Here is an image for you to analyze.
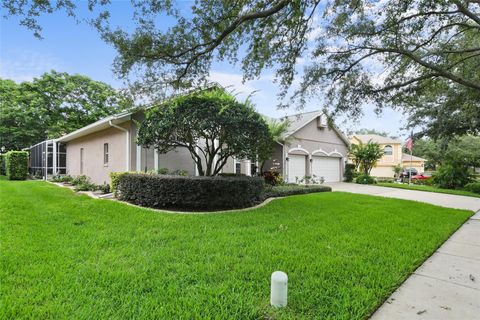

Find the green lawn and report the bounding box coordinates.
[0,177,472,319]
[377,182,480,198]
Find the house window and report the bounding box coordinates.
[384,145,393,155]
[80,148,84,175]
[235,158,241,174]
[103,143,109,165]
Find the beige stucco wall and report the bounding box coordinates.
[350,136,426,177]
[66,122,131,185]
[350,137,402,167]
[370,161,425,178]
[370,166,396,178]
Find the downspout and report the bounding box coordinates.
[280,143,286,183]
[109,120,130,171]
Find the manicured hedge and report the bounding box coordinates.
[5,151,29,180]
[117,174,265,210]
[264,185,331,198]
[110,172,131,196]
[0,154,6,176]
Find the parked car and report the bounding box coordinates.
[411,174,429,180]
[399,168,418,179]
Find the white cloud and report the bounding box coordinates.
[0,50,62,82]
[208,70,276,100]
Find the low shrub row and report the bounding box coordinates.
[264,185,331,198]
[116,173,265,210]
[465,182,480,194]
[5,151,28,180]
[375,177,395,183]
[51,174,110,193]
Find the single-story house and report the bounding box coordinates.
[350,134,427,177]
[30,109,350,185]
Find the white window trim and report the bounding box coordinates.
[103,143,109,167]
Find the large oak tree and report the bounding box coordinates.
[3,0,480,138]
[137,88,273,176]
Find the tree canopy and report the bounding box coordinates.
[3,0,480,138]
[0,71,131,150]
[411,136,480,170]
[137,88,273,176]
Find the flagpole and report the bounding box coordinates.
[408,132,413,186]
[409,147,412,186]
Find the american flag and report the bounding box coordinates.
[405,135,413,151]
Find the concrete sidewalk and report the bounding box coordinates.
[371,211,480,319]
[324,183,480,319]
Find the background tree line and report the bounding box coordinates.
[410,136,480,171]
[0,71,132,150]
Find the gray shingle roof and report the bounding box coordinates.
[278,110,322,136]
[275,110,349,145]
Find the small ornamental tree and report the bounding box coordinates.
[349,142,384,176]
[138,88,274,176]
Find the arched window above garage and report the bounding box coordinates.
[384,145,393,155]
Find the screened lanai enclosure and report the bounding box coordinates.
[28,140,67,179]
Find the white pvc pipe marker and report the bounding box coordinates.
[270,271,288,307]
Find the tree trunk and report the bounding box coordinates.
[260,161,266,173]
[196,161,204,176]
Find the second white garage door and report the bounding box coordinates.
[312,156,341,182]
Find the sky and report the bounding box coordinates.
[0,1,407,139]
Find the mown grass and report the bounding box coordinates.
[0,177,472,319]
[377,182,480,198]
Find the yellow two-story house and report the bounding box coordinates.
[350,134,426,178]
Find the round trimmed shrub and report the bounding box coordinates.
[5,151,28,180]
[117,174,265,210]
[355,173,375,184]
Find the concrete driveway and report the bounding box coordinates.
[325,182,480,319]
[326,182,480,212]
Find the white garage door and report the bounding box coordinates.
[288,154,306,183]
[312,156,341,182]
